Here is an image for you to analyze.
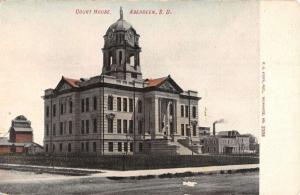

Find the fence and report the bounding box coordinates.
[0,154,259,170]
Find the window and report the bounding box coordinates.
[68,143,71,152]
[81,120,84,134]
[193,124,196,136]
[81,142,84,152]
[185,105,189,117]
[81,99,84,113]
[129,142,133,152]
[117,97,121,111]
[123,98,127,112]
[86,120,89,134]
[93,142,96,152]
[131,73,137,78]
[53,123,56,136]
[108,118,113,133]
[60,122,63,135]
[124,142,128,152]
[186,124,190,136]
[181,124,184,136]
[119,51,122,64]
[129,120,133,134]
[60,103,64,115]
[123,120,128,133]
[86,98,89,112]
[93,119,97,133]
[86,142,89,152]
[64,121,67,134]
[59,143,62,152]
[170,122,174,133]
[52,144,55,152]
[46,106,49,117]
[108,142,113,152]
[69,121,72,134]
[45,144,48,152]
[93,96,97,111]
[117,119,122,133]
[138,100,142,113]
[138,120,143,135]
[192,106,196,118]
[53,104,56,117]
[69,100,73,113]
[118,142,122,152]
[139,143,143,152]
[108,96,113,110]
[169,104,173,115]
[181,105,184,117]
[46,124,49,136]
[129,98,133,112]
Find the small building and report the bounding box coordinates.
[201,130,252,154]
[199,126,210,136]
[0,115,42,155]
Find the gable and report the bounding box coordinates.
[158,80,179,93]
[54,76,79,92]
[57,82,72,91]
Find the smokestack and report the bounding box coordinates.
[212,119,225,136]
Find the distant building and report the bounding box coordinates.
[0,115,43,154]
[199,126,210,136]
[201,130,252,154]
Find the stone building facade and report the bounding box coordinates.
[43,8,201,155]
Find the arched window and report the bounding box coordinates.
[69,100,73,113]
[119,51,122,64]
[169,103,173,115]
[138,100,142,113]
[108,96,113,110]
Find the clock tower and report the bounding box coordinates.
[102,7,142,81]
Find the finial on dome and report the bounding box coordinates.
[120,7,123,20]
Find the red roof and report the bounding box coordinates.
[145,76,168,87]
[62,76,80,87]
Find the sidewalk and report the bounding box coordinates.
[0,163,259,179]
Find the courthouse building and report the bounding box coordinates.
[43,8,201,155]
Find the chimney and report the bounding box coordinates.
[212,119,225,136]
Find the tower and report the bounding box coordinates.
[102,7,142,81]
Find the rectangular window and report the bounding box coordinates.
[139,143,143,152]
[64,121,67,134]
[186,124,190,136]
[46,124,49,136]
[69,100,73,113]
[108,118,113,133]
[93,119,97,133]
[69,121,72,134]
[185,105,189,117]
[60,122,63,135]
[46,106,49,117]
[181,124,184,136]
[59,143,62,152]
[124,142,128,152]
[53,123,56,136]
[129,120,133,134]
[117,119,122,133]
[93,142,96,152]
[53,104,56,117]
[81,99,84,113]
[81,142,84,152]
[138,120,143,135]
[193,124,196,136]
[123,120,128,133]
[86,120,89,134]
[81,120,84,134]
[108,96,113,110]
[108,142,113,152]
[181,105,184,117]
[60,103,63,115]
[138,100,142,113]
[192,106,196,118]
[129,142,133,152]
[86,142,89,152]
[68,143,71,152]
[123,98,127,112]
[129,98,133,112]
[117,97,121,111]
[93,96,97,111]
[86,98,89,112]
[118,142,122,152]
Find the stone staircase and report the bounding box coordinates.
[177,138,202,154]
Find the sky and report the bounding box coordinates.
[0,0,259,144]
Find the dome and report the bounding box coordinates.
[105,7,137,35]
[15,115,27,121]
